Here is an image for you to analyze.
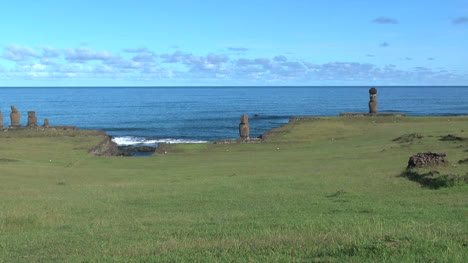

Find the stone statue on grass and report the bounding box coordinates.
[239,114,250,140]
[369,87,377,114]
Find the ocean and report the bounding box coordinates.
[1,86,467,146]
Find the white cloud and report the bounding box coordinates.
[373,17,398,24]
[123,47,150,53]
[1,44,40,61]
[64,47,117,63]
[273,55,287,62]
[41,46,61,58]
[132,54,155,63]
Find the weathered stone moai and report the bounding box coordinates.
[0,111,3,128]
[239,114,250,139]
[27,111,38,127]
[10,105,20,127]
[369,87,378,114]
[43,118,50,128]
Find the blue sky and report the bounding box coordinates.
[0,0,467,86]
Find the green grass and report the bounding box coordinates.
[0,117,467,262]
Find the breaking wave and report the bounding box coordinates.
[112,136,208,146]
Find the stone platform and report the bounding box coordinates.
[1,126,77,131]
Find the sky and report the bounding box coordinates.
[0,0,467,86]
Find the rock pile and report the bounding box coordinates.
[407,152,447,169]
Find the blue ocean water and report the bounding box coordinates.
[1,87,467,145]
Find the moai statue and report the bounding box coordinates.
[10,105,20,127]
[369,87,378,114]
[0,111,3,128]
[27,111,38,127]
[239,114,250,140]
[43,118,50,128]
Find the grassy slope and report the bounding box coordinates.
[0,117,467,262]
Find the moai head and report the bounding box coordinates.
[11,105,19,113]
[369,87,377,102]
[43,118,50,128]
[240,114,249,124]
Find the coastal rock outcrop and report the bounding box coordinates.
[369,87,377,114]
[407,152,447,169]
[118,145,156,156]
[88,135,120,156]
[239,114,250,139]
[10,105,20,127]
[27,111,38,127]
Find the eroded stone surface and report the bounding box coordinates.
[27,111,38,127]
[369,87,378,114]
[239,114,250,139]
[10,105,20,126]
[407,152,447,169]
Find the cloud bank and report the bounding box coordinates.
[0,44,466,85]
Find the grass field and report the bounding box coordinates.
[0,116,467,262]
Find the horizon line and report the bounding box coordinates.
[1,85,468,88]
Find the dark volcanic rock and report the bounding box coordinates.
[407,152,447,169]
[440,134,467,141]
[89,136,120,156]
[118,145,156,156]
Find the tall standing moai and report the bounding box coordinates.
[369,87,378,114]
[43,118,50,128]
[27,111,38,127]
[239,114,250,140]
[10,105,20,127]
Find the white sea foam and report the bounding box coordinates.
[112,136,208,146]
